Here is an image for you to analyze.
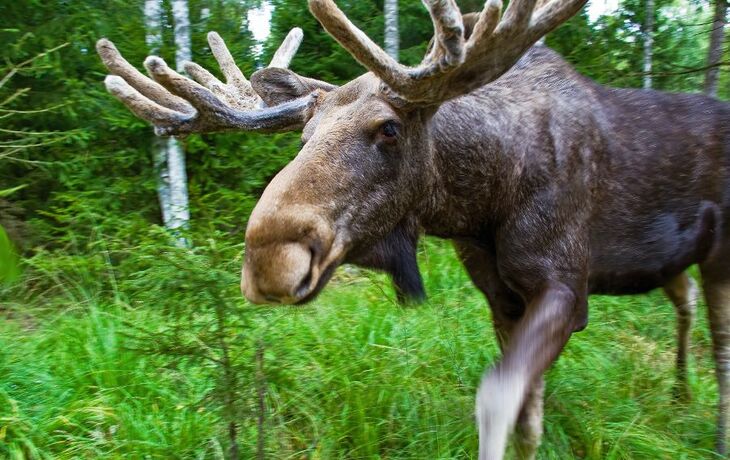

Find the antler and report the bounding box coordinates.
[96,28,317,136]
[308,0,586,106]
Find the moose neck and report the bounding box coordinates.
[417,100,530,240]
[414,44,599,241]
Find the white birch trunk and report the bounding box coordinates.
[144,0,162,51]
[704,0,727,98]
[384,0,399,61]
[643,0,654,89]
[144,0,173,227]
[169,0,191,243]
[153,140,172,225]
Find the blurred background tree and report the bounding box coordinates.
[705,0,728,96]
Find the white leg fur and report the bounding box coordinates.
[477,371,529,460]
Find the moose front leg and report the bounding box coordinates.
[477,281,576,460]
[493,313,546,460]
[454,240,560,459]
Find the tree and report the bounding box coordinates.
[643,0,654,89]
[145,0,191,245]
[704,0,727,97]
[168,0,192,243]
[384,0,399,60]
[145,0,172,228]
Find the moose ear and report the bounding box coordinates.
[251,68,337,107]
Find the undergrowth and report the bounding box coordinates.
[0,237,721,459]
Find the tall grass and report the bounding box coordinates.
[0,238,722,458]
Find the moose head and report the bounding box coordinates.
[97,0,585,305]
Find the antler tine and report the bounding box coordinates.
[498,0,539,34]
[308,0,409,85]
[146,56,228,114]
[103,74,193,129]
[528,0,587,40]
[181,32,259,111]
[422,0,465,68]
[269,27,304,69]
[183,60,224,93]
[466,0,502,55]
[207,32,250,90]
[97,39,193,114]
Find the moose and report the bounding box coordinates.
[97,0,730,458]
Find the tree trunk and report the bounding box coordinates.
[144,0,162,51]
[384,0,399,61]
[643,0,654,89]
[168,0,191,244]
[144,0,173,227]
[704,0,727,98]
[153,141,172,225]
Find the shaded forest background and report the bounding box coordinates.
[0,0,728,459]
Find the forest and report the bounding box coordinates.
[1,0,728,458]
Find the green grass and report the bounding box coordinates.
[0,238,722,459]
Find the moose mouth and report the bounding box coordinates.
[294,260,339,305]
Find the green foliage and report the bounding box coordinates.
[547,0,712,92]
[0,239,723,458]
[0,225,20,283]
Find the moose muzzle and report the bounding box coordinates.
[242,206,338,304]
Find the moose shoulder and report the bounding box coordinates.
[97,0,730,458]
[428,44,726,297]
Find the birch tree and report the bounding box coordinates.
[168,0,191,241]
[384,0,399,60]
[144,0,191,245]
[144,0,173,227]
[643,0,654,89]
[704,0,727,97]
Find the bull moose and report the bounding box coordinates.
[97,0,730,458]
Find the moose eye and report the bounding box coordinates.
[380,120,399,138]
[376,120,400,146]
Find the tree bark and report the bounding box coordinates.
[643,0,654,89]
[144,0,173,228]
[144,0,162,51]
[384,0,399,61]
[168,0,191,244]
[153,140,172,225]
[705,0,727,97]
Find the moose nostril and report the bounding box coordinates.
[295,269,313,299]
[294,245,317,298]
